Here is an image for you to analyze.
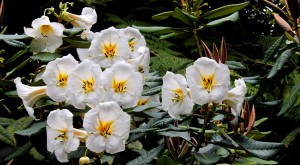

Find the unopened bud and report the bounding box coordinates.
[79,156,90,165]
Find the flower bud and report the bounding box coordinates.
[79,156,90,165]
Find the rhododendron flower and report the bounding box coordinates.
[14,77,47,119]
[42,54,78,102]
[224,78,247,124]
[24,15,64,53]
[62,7,97,29]
[186,57,230,105]
[66,59,104,109]
[47,109,83,162]
[88,27,131,68]
[83,101,131,154]
[122,27,147,58]
[162,71,194,120]
[127,46,150,77]
[102,61,143,108]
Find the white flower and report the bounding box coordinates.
[224,78,247,124]
[122,27,147,58]
[46,109,81,162]
[83,101,131,154]
[14,77,47,119]
[162,71,194,120]
[127,46,150,77]
[136,94,161,116]
[62,7,97,29]
[186,57,230,105]
[102,61,143,108]
[88,27,131,68]
[42,54,78,102]
[66,59,104,109]
[24,15,64,53]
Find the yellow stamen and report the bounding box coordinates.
[54,129,68,142]
[138,65,144,73]
[40,25,53,37]
[112,78,127,93]
[96,120,114,138]
[82,77,94,93]
[137,98,149,106]
[56,73,68,87]
[128,38,136,52]
[201,75,215,93]
[103,42,117,58]
[171,88,183,102]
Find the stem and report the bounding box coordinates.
[192,26,202,57]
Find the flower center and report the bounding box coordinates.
[138,65,144,73]
[82,78,94,93]
[54,129,68,142]
[201,75,215,93]
[97,120,114,138]
[128,38,136,52]
[171,88,183,102]
[137,98,149,106]
[112,78,127,93]
[103,42,117,58]
[40,25,53,37]
[57,73,68,87]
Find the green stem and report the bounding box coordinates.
[192,26,202,57]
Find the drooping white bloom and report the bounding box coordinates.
[122,27,147,58]
[162,71,194,120]
[66,59,104,109]
[42,54,78,102]
[14,77,47,119]
[88,27,131,68]
[102,61,143,108]
[224,78,247,124]
[186,57,230,105]
[62,7,97,29]
[137,94,161,116]
[24,15,64,53]
[127,46,150,77]
[46,109,81,162]
[83,101,131,154]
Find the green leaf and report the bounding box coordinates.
[243,76,260,85]
[6,116,34,134]
[258,100,282,106]
[0,117,16,127]
[242,156,278,164]
[267,49,293,79]
[146,76,163,82]
[29,147,46,161]
[0,124,16,146]
[156,155,176,165]
[200,1,250,19]
[278,84,300,116]
[4,48,28,65]
[253,117,268,127]
[5,58,30,78]
[4,141,33,161]
[173,7,196,25]
[200,12,239,30]
[130,128,158,134]
[263,35,284,62]
[0,34,31,40]
[152,11,174,21]
[245,130,271,140]
[226,61,246,70]
[281,126,300,147]
[126,144,165,165]
[132,102,161,112]
[15,121,47,136]
[145,82,162,88]
[194,152,221,165]
[3,39,27,48]
[64,38,91,48]
[158,131,191,141]
[132,25,179,33]
[63,28,85,36]
[232,134,284,159]
[142,86,162,96]
[30,52,62,62]
[216,147,229,158]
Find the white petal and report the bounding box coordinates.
[54,146,69,162]
[105,135,126,154]
[190,86,211,105]
[83,109,99,133]
[45,35,63,53]
[64,137,80,153]
[50,22,65,36]
[86,134,106,153]
[47,127,62,152]
[186,65,201,88]
[194,57,218,77]
[47,109,72,130]
[29,38,46,53]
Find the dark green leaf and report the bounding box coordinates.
[152,11,174,21]
[126,144,165,165]
[173,7,195,25]
[132,25,179,33]
[15,121,47,136]
[6,116,34,134]
[278,84,300,116]
[144,82,162,88]
[5,58,30,78]
[200,12,239,30]
[146,76,162,82]
[200,1,250,19]
[4,141,33,161]
[194,152,221,165]
[142,86,161,96]
[263,35,284,62]
[245,130,271,140]
[242,156,278,164]
[267,49,293,79]
[30,52,62,62]
[258,100,282,106]
[130,127,158,134]
[158,131,191,141]
[0,124,16,146]
[0,117,16,127]
[156,155,176,165]
[63,28,85,36]
[281,126,300,147]
[64,38,91,48]
[4,48,28,65]
[0,34,31,40]
[226,61,246,70]
[3,39,27,48]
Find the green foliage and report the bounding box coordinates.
[126,144,165,165]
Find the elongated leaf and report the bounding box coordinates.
[281,126,300,147]
[3,39,27,48]
[200,1,250,19]
[242,156,278,164]
[0,34,31,40]
[64,38,90,48]
[6,116,34,134]
[126,144,165,165]
[146,76,162,82]
[253,117,268,127]
[4,141,33,161]
[194,152,221,165]
[132,25,179,33]
[210,123,239,147]
[158,131,191,141]
[15,121,47,136]
[245,130,271,140]
[142,86,161,96]
[132,102,161,112]
[258,100,282,106]
[30,52,62,62]
[0,124,16,146]
[226,61,246,70]
[5,58,30,78]
[156,155,176,165]
[63,28,84,36]
[200,12,239,30]
[4,48,28,65]
[130,128,158,134]
[144,81,162,88]
[232,134,284,159]
[267,49,293,78]
[0,117,16,127]
[152,11,174,21]
[278,84,300,116]
[173,7,196,25]
[263,35,284,62]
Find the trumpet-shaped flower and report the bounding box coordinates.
[162,71,194,120]
[122,27,147,58]
[88,27,131,68]
[62,7,97,29]
[66,59,104,109]
[24,15,64,53]
[224,78,247,124]
[42,54,78,102]
[83,101,131,154]
[46,109,81,162]
[102,61,143,108]
[186,57,230,105]
[14,77,47,119]
[127,46,150,77]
